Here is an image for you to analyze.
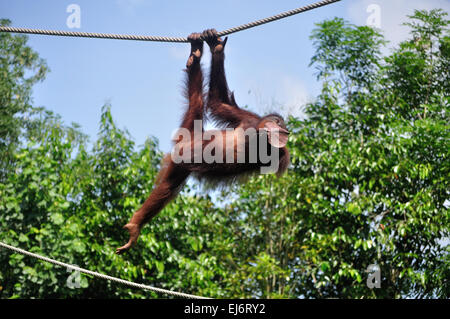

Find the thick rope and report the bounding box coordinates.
[218,0,341,38]
[0,0,341,42]
[0,241,210,299]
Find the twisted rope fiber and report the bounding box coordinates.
[0,241,210,299]
[0,0,341,42]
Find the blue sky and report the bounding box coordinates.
[1,0,449,152]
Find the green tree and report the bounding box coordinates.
[221,9,449,298]
[0,104,232,298]
[0,19,48,181]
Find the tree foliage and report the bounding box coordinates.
[0,19,48,181]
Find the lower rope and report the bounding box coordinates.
[0,241,210,299]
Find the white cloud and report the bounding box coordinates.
[242,71,310,119]
[277,75,310,118]
[348,0,450,48]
